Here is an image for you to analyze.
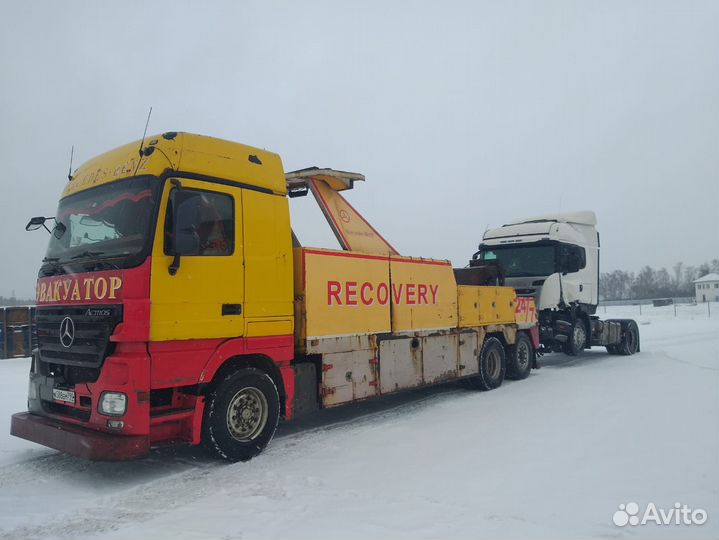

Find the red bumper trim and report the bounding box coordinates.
[11,412,149,461]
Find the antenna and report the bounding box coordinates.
[67,145,74,181]
[558,194,563,218]
[134,107,153,176]
[138,106,153,158]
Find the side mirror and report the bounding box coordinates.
[173,191,201,256]
[168,189,201,275]
[560,246,585,274]
[26,216,49,232]
[52,222,67,239]
[565,258,580,274]
[561,253,583,274]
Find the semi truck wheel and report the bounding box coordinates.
[506,332,534,380]
[564,319,586,356]
[202,367,280,462]
[607,319,640,356]
[466,336,506,391]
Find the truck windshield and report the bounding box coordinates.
[477,244,556,277]
[41,176,160,274]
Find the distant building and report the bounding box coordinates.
[694,273,719,303]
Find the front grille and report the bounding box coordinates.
[36,306,123,368]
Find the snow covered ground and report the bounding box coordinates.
[0,304,716,539]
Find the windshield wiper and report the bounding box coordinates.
[69,250,121,271]
[41,256,63,276]
[70,250,105,260]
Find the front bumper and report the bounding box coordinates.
[11,412,149,461]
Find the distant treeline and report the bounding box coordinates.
[600,260,719,300]
[0,296,35,308]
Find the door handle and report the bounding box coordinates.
[222,304,242,316]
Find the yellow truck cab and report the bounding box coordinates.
[12,132,538,461]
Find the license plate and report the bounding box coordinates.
[52,388,75,404]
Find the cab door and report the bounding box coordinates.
[150,177,244,341]
[558,243,592,305]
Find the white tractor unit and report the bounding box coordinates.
[471,212,639,356]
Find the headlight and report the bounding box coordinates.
[99,392,127,416]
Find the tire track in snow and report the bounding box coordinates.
[0,427,349,539]
[0,452,95,489]
[642,327,717,348]
[653,350,718,371]
[0,388,468,539]
[0,465,219,540]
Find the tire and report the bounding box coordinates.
[605,319,640,356]
[466,336,506,391]
[202,367,280,462]
[564,319,587,356]
[506,332,534,380]
[616,320,640,356]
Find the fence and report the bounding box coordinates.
[599,297,695,307]
[0,306,36,359]
[598,298,715,318]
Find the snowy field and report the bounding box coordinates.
[0,304,716,539]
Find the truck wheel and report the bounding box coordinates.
[564,319,586,356]
[506,332,534,380]
[466,336,506,391]
[202,367,280,462]
[616,320,640,355]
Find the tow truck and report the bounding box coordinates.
[13,132,539,461]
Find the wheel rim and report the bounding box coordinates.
[486,349,501,379]
[226,387,268,442]
[573,324,586,350]
[517,341,530,369]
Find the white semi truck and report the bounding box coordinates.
[471,211,640,356]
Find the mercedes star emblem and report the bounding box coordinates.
[59,317,75,348]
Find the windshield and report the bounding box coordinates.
[477,244,557,277]
[42,176,160,272]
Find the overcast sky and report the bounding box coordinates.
[0,0,717,298]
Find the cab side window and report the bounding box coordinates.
[164,188,234,256]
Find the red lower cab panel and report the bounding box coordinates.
[13,335,295,461]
